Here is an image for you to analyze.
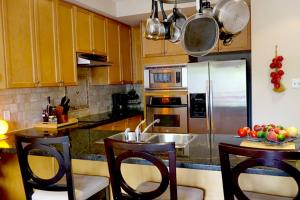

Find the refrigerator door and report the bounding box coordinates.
[209,60,248,135]
[187,62,210,134]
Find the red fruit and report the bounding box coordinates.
[267,131,278,142]
[262,125,267,132]
[278,70,284,76]
[275,74,281,80]
[274,128,280,134]
[276,62,283,68]
[253,125,262,131]
[270,63,276,68]
[250,130,258,138]
[274,83,281,89]
[272,58,277,63]
[277,56,284,61]
[270,72,276,78]
[271,78,279,84]
[243,127,251,134]
[237,128,247,137]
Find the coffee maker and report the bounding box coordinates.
[112,93,128,116]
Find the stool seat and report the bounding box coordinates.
[32,174,109,200]
[137,181,204,200]
[242,191,293,200]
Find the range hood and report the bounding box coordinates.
[77,52,112,67]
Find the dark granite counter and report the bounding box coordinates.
[1,126,300,177]
[77,110,143,129]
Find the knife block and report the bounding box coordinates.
[56,106,68,124]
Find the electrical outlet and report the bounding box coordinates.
[292,79,300,88]
[3,111,10,121]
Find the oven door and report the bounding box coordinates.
[146,105,188,133]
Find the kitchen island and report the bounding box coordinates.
[0,128,299,199]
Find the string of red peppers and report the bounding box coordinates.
[269,46,285,93]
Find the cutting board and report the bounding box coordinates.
[240,140,296,150]
[34,118,78,129]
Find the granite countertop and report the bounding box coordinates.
[1,126,300,177]
[77,110,143,129]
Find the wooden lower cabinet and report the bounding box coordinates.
[92,115,143,132]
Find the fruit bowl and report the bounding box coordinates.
[236,124,299,145]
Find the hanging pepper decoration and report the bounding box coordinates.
[269,45,285,93]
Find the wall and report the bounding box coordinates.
[251,0,300,128]
[0,66,144,131]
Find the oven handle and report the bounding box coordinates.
[146,104,188,108]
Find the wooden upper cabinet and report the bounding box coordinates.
[75,7,92,53]
[0,1,6,89]
[119,24,132,84]
[107,19,121,84]
[164,41,185,56]
[33,0,59,87]
[218,22,251,52]
[57,0,77,86]
[2,0,36,88]
[92,14,106,54]
[131,26,143,84]
[141,22,164,57]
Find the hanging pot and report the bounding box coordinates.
[181,0,219,57]
[213,0,250,45]
[145,0,161,40]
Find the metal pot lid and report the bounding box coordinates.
[213,0,250,34]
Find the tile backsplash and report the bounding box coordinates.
[0,70,143,131]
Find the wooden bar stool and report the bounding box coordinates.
[219,142,300,200]
[104,138,204,200]
[15,135,110,200]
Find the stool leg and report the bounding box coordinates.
[105,186,110,200]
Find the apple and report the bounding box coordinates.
[267,131,278,142]
[243,127,251,134]
[237,128,247,137]
[253,125,262,131]
[274,128,281,134]
[285,127,298,138]
[279,130,289,138]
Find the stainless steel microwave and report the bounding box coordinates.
[144,64,187,90]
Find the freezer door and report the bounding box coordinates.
[187,62,210,134]
[209,60,248,135]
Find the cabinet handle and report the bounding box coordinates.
[35,81,40,87]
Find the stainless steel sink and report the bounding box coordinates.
[146,134,196,149]
[105,132,152,143]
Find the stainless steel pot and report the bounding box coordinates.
[145,0,161,39]
[181,0,219,57]
[213,0,250,45]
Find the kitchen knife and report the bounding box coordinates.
[60,96,67,106]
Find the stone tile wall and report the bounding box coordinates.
[0,83,143,131]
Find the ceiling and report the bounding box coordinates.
[66,0,211,25]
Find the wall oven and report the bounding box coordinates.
[146,94,188,133]
[144,64,187,90]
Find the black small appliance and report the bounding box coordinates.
[112,93,128,116]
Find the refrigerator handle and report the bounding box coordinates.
[206,80,210,131]
[210,80,214,131]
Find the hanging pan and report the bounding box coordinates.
[213,0,250,46]
[181,0,219,57]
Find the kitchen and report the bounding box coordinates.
[0,0,300,199]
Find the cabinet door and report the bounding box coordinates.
[164,41,185,56]
[57,0,77,86]
[141,22,164,57]
[107,19,121,84]
[119,24,133,84]
[92,14,106,54]
[2,0,36,88]
[33,0,59,87]
[218,0,251,52]
[218,22,251,52]
[131,26,143,84]
[75,7,92,52]
[127,115,142,131]
[0,2,6,89]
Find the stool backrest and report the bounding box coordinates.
[219,142,300,200]
[15,135,74,200]
[104,138,177,200]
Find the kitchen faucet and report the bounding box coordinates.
[124,128,130,141]
[135,119,146,142]
[142,119,160,134]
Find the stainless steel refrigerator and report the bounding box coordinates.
[187,60,248,134]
